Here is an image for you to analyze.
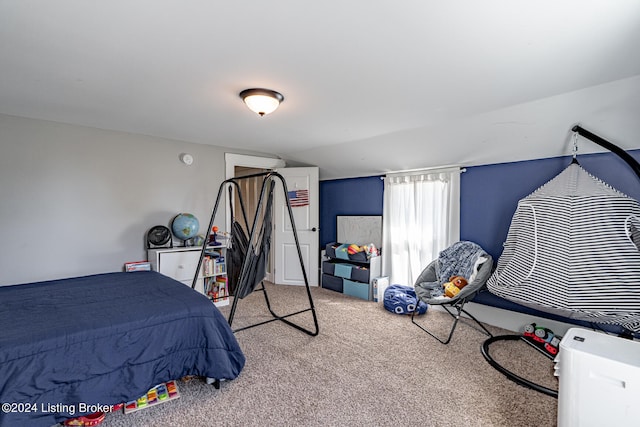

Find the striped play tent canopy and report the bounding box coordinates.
[487,162,640,331]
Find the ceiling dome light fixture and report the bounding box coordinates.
[239,88,284,117]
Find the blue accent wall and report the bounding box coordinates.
[319,176,384,246]
[320,149,640,328]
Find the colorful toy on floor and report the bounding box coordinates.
[123,380,180,414]
[61,403,125,426]
[522,323,561,357]
[62,412,106,426]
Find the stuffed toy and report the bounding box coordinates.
[443,282,460,298]
[443,276,468,298]
[366,243,379,256]
[449,276,468,290]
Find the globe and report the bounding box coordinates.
[171,213,199,241]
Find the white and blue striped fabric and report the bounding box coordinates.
[487,163,640,331]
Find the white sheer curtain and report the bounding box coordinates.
[382,167,461,286]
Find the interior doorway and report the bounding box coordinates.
[233,166,271,232]
[224,154,285,283]
[223,154,319,287]
[233,166,274,282]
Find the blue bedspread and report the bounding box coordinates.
[0,271,245,427]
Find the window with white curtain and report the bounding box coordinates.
[381,167,461,286]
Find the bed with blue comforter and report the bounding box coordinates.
[0,271,245,427]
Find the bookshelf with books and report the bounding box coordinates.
[148,243,229,308]
[201,245,229,307]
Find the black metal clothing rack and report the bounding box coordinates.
[191,171,319,337]
[482,125,638,398]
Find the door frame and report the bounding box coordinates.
[224,153,286,282]
[224,153,286,180]
[224,153,286,229]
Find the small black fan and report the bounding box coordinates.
[147,225,173,249]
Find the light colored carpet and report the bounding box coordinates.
[99,283,558,426]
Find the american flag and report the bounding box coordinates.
[288,189,309,207]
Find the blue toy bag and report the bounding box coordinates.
[383,284,428,315]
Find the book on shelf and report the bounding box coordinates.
[207,276,228,301]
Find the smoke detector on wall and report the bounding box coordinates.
[180,153,194,166]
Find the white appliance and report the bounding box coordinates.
[554,328,640,427]
[372,276,389,303]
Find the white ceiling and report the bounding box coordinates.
[2,1,639,179]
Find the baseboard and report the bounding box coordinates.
[429,302,577,336]
[461,302,576,336]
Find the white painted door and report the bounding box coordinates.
[273,167,319,286]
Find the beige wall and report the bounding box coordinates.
[0,114,276,285]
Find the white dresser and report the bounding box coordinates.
[148,246,229,307]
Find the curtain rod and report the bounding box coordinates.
[572,125,640,180]
[380,166,466,179]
